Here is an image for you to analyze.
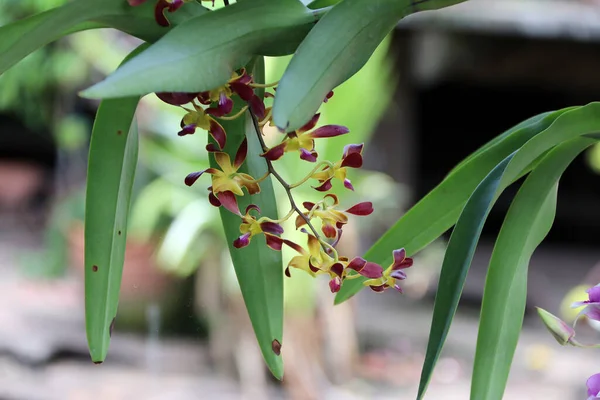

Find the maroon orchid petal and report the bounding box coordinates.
[298,114,321,133]
[299,148,318,162]
[313,179,333,192]
[285,266,291,278]
[265,234,284,251]
[309,125,349,138]
[184,169,214,187]
[346,202,373,216]
[233,138,248,169]
[230,82,255,102]
[208,190,221,207]
[282,239,305,254]
[322,223,337,239]
[302,202,316,211]
[205,143,220,153]
[370,285,386,293]
[295,214,307,229]
[209,119,227,149]
[234,72,252,85]
[341,152,363,168]
[249,95,266,120]
[324,90,334,103]
[261,142,286,161]
[360,262,384,279]
[128,0,148,5]
[391,270,407,280]
[347,257,367,272]
[329,277,342,293]
[178,124,196,136]
[168,0,184,12]
[245,204,260,215]
[217,191,241,215]
[309,262,320,273]
[233,232,251,249]
[156,92,198,105]
[392,249,413,270]
[342,143,364,159]
[343,178,354,191]
[588,286,600,303]
[205,107,226,118]
[218,92,234,115]
[330,262,344,277]
[197,92,211,105]
[260,221,284,235]
[154,0,172,26]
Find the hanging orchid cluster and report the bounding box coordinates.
[152,65,412,294]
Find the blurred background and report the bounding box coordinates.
[2,0,600,399]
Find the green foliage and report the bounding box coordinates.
[472,138,594,400]
[272,0,467,131]
[335,109,568,304]
[81,0,315,99]
[85,96,139,363]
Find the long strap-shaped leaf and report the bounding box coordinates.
[417,102,600,399]
[471,137,597,400]
[0,0,207,75]
[272,0,467,131]
[85,97,139,363]
[82,0,316,100]
[335,108,569,304]
[209,58,284,378]
[84,46,150,363]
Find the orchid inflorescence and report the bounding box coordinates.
[152,65,412,294]
[537,284,600,398]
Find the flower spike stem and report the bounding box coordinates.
[219,106,249,120]
[249,81,279,89]
[250,110,329,253]
[289,160,334,189]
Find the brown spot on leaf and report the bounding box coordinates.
[117,130,123,135]
[272,339,281,356]
[118,230,122,235]
[109,317,116,337]
[92,265,98,272]
[93,361,103,365]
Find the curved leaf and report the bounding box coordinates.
[0,0,207,75]
[417,153,513,399]
[471,137,596,400]
[417,102,600,398]
[210,58,284,378]
[84,46,150,363]
[272,0,467,131]
[82,0,316,99]
[85,97,140,363]
[335,108,568,304]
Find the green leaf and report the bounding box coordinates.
[84,96,140,363]
[84,46,151,363]
[0,0,208,75]
[335,108,568,305]
[417,102,600,399]
[418,153,513,399]
[82,0,316,99]
[210,58,284,378]
[272,0,467,131]
[306,0,343,9]
[471,137,596,400]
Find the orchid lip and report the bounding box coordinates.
[233,232,251,248]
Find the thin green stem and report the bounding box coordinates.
[289,160,334,188]
[250,110,329,252]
